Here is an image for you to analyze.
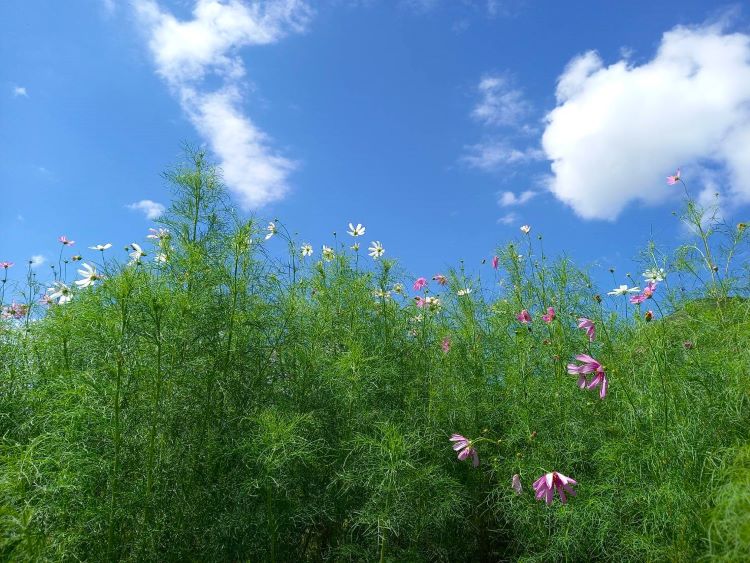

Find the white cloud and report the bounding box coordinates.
[463,142,543,171]
[542,22,750,220]
[127,199,166,220]
[498,189,536,207]
[30,255,46,268]
[497,212,518,225]
[12,86,27,97]
[101,0,116,14]
[472,74,529,127]
[134,0,310,209]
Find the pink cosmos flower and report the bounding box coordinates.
[516,309,532,324]
[533,471,577,505]
[414,296,426,308]
[492,256,499,269]
[432,274,447,285]
[450,434,479,467]
[542,307,555,323]
[1,302,29,320]
[58,235,75,246]
[441,337,451,353]
[577,318,595,342]
[567,353,608,399]
[413,277,427,291]
[666,168,681,185]
[629,281,657,304]
[0,261,13,269]
[512,474,522,495]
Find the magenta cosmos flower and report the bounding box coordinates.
[516,309,532,324]
[58,235,75,246]
[577,318,595,342]
[492,255,499,269]
[413,277,427,291]
[630,281,657,304]
[533,471,577,505]
[567,354,608,399]
[449,434,479,467]
[666,168,681,185]
[542,307,555,323]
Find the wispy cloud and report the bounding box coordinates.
[462,142,543,171]
[498,189,537,207]
[30,255,47,269]
[12,86,27,97]
[133,0,311,209]
[127,199,165,220]
[497,212,518,225]
[472,74,529,127]
[543,20,750,220]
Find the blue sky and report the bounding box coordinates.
[2,0,748,292]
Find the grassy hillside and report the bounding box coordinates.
[2,152,750,561]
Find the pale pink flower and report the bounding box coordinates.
[0,261,13,269]
[516,309,532,324]
[492,255,499,269]
[1,302,28,320]
[567,353,608,399]
[413,277,427,291]
[449,434,479,467]
[441,337,451,353]
[542,307,555,323]
[58,235,75,246]
[533,471,577,505]
[414,296,426,308]
[512,474,522,495]
[432,274,447,285]
[629,281,657,304]
[577,318,595,342]
[666,168,681,185]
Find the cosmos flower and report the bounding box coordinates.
[58,235,75,246]
[89,243,112,251]
[577,318,595,342]
[75,263,103,288]
[516,309,532,324]
[645,310,654,322]
[432,274,447,285]
[492,255,499,269]
[666,168,681,185]
[642,268,666,283]
[47,282,73,304]
[520,225,531,234]
[393,283,405,295]
[265,222,277,240]
[512,474,522,495]
[129,243,146,264]
[368,241,385,259]
[373,288,391,300]
[147,228,170,241]
[322,245,335,262]
[629,281,657,304]
[542,307,555,323]
[533,471,577,505]
[301,243,313,257]
[154,252,168,264]
[347,223,366,237]
[441,337,451,353]
[0,261,14,269]
[449,434,479,467]
[607,284,640,296]
[567,353,608,399]
[1,302,28,320]
[351,242,360,252]
[457,288,472,297]
[413,277,427,291]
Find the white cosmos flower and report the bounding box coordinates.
[301,243,313,257]
[265,221,277,240]
[424,296,441,310]
[373,288,391,299]
[351,242,360,252]
[147,228,170,241]
[368,241,384,259]
[607,284,640,296]
[457,287,472,296]
[348,223,366,237]
[89,243,112,251]
[643,268,666,283]
[520,225,531,234]
[47,281,73,304]
[155,252,168,264]
[393,283,405,295]
[322,245,335,262]
[75,263,102,288]
[129,243,146,264]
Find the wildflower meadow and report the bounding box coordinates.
[3,151,750,561]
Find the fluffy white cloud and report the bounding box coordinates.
[134,0,310,209]
[128,199,166,220]
[472,74,529,127]
[498,189,536,207]
[542,22,750,220]
[30,255,46,268]
[12,86,27,97]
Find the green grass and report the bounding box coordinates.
[1,150,750,561]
